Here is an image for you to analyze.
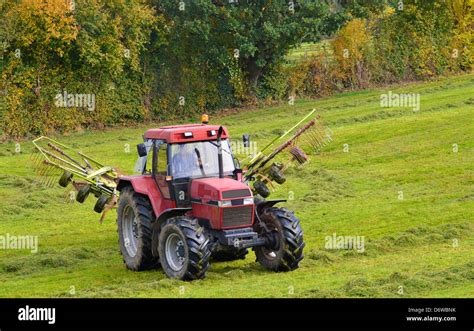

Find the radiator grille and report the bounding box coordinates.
[222,189,251,199]
[222,206,253,228]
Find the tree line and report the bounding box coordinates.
[0,0,472,137]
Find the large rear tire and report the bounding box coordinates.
[117,187,158,271]
[158,217,211,280]
[254,207,305,272]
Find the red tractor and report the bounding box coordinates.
[115,123,305,280]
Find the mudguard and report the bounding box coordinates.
[116,175,174,219]
[255,199,287,215]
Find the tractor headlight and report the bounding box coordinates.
[218,200,232,207]
[243,198,254,205]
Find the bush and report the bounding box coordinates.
[256,64,288,103]
[332,18,372,88]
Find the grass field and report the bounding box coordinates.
[285,41,332,63]
[0,74,473,298]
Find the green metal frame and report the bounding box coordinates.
[32,136,117,197]
[241,109,331,196]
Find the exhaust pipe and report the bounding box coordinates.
[217,126,224,178]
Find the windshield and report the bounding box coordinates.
[170,140,235,179]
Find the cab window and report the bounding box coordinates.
[155,142,168,176]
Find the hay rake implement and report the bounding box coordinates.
[31,136,118,219]
[29,109,331,219]
[242,109,332,197]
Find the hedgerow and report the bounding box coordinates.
[0,0,472,138]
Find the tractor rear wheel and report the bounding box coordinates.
[117,187,158,271]
[212,246,248,262]
[158,217,211,280]
[254,207,305,272]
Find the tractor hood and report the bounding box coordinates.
[190,178,252,202]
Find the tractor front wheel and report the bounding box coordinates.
[254,207,305,272]
[158,217,211,280]
[117,187,158,271]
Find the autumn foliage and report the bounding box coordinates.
[0,0,472,137]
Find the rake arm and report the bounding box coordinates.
[242,109,332,197]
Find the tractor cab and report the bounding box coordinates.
[136,124,240,208]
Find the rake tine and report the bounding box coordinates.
[41,166,51,187]
[303,125,320,141]
[48,167,59,188]
[42,168,51,187]
[304,130,323,152]
[29,150,37,166]
[305,128,319,143]
[31,159,39,175]
[47,167,56,187]
[314,129,327,147]
[316,123,332,145]
[30,152,42,172]
[43,162,58,186]
[38,168,49,187]
[38,161,49,177]
[302,132,319,151]
[35,158,46,175]
[309,127,326,150]
[34,153,43,168]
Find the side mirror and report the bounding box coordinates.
[137,143,147,157]
[233,168,243,181]
[243,134,250,148]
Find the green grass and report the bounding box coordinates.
[285,41,333,63]
[0,73,473,298]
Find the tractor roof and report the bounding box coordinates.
[144,124,229,143]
